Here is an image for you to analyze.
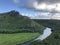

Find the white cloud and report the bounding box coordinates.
[55,3,60,12]
[26,12,60,19]
[33,2,60,12]
[13,0,60,12]
[34,2,47,10]
[13,0,60,19]
[52,13,60,19]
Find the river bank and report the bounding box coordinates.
[20,28,52,45]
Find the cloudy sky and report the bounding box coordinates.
[0,0,60,19]
[14,0,60,12]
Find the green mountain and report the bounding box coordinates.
[0,11,45,33]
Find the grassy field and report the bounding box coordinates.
[0,33,39,45]
[0,11,45,45]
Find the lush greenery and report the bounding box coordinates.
[0,33,39,45]
[31,19,60,45]
[0,11,45,45]
[0,11,45,33]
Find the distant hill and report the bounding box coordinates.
[31,19,60,45]
[0,10,45,33]
[33,19,60,30]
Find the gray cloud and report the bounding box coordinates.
[13,0,60,19]
[13,0,60,13]
[37,0,60,4]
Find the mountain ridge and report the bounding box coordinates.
[0,10,45,33]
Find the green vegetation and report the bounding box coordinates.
[31,19,60,45]
[0,33,39,45]
[0,11,45,45]
[0,11,45,33]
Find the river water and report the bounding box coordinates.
[34,28,52,41]
[20,27,52,45]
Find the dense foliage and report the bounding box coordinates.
[0,11,45,33]
[31,19,60,45]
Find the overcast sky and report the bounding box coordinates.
[0,0,60,19]
[13,0,60,12]
[13,0,60,19]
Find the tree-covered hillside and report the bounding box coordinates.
[0,11,45,33]
[31,19,60,45]
[33,19,60,31]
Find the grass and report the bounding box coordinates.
[0,11,45,45]
[0,33,39,45]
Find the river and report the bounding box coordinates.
[20,27,52,45]
[34,28,52,41]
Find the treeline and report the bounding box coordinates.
[33,19,60,31]
[0,11,45,34]
[31,19,60,45]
